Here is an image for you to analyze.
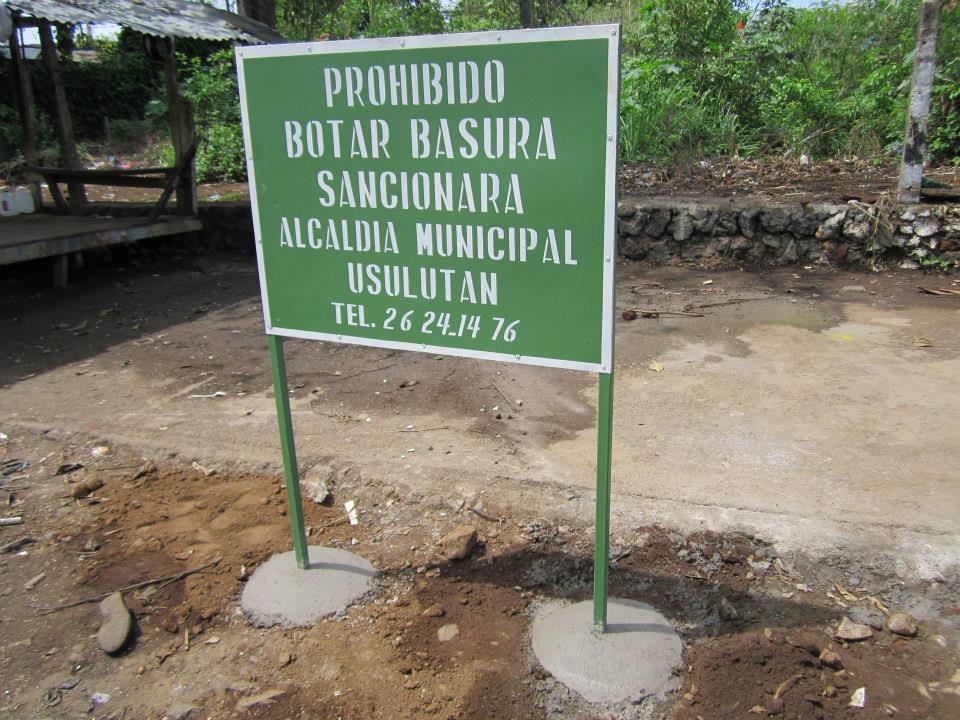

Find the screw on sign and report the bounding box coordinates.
[238,27,620,631]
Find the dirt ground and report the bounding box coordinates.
[1,439,958,720]
[2,245,960,719]
[618,158,960,203]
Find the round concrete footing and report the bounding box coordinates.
[240,546,377,627]
[531,599,683,705]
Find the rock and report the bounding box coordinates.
[236,689,285,710]
[842,219,871,241]
[899,258,920,270]
[834,617,873,642]
[304,479,331,505]
[616,203,636,220]
[720,546,743,563]
[848,606,885,631]
[166,702,200,720]
[761,233,784,249]
[738,208,761,238]
[645,209,671,236]
[83,537,102,552]
[97,592,133,654]
[760,207,792,233]
[302,465,333,505]
[766,696,784,715]
[647,240,670,262]
[816,212,847,240]
[914,219,939,237]
[619,235,650,259]
[437,525,477,561]
[826,241,850,263]
[423,604,445,618]
[277,651,295,667]
[618,218,644,236]
[778,239,798,264]
[72,477,104,499]
[714,210,739,236]
[841,285,866,293]
[437,624,459,642]
[670,213,694,242]
[886,612,918,637]
[718,597,739,621]
[819,648,843,669]
[690,205,716,233]
[621,309,638,321]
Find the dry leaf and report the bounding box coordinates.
[914,337,933,348]
[702,279,714,285]
[826,591,849,608]
[648,360,664,373]
[867,595,891,615]
[832,580,859,602]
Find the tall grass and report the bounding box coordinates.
[619,58,761,162]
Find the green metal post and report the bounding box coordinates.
[267,334,309,569]
[593,370,615,632]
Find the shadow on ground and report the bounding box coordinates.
[0,241,260,386]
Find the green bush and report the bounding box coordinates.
[609,0,959,163]
[619,57,758,162]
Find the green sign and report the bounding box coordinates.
[238,26,619,372]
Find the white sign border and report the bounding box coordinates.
[237,25,620,374]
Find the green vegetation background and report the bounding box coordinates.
[1,0,957,181]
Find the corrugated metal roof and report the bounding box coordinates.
[5,0,284,44]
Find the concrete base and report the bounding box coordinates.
[240,546,377,627]
[531,599,683,705]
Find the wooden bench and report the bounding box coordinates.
[25,142,196,222]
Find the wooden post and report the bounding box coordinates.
[163,42,197,216]
[520,0,535,29]
[8,16,43,209]
[898,0,941,204]
[38,20,86,208]
[239,0,276,28]
[52,253,69,288]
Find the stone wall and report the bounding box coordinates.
[617,198,960,268]
[190,197,960,269]
[197,201,256,253]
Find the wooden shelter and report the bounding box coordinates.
[2,0,282,285]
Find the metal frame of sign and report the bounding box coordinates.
[237,25,620,374]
